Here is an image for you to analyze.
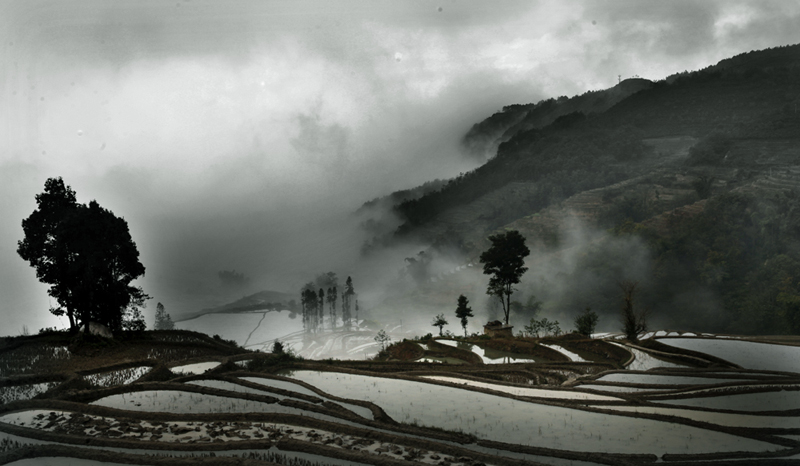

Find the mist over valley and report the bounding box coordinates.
[4,4,800,465]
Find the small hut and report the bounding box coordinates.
[483,320,513,338]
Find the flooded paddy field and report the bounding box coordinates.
[435,340,539,364]
[657,337,800,373]
[278,370,781,455]
[81,367,151,388]
[2,330,799,466]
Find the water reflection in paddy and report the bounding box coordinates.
[90,389,361,427]
[239,376,375,420]
[658,338,800,373]
[279,370,779,454]
[419,376,620,401]
[657,389,800,412]
[540,344,587,362]
[597,405,800,428]
[597,373,750,385]
[0,382,58,404]
[0,431,368,466]
[435,340,537,364]
[609,344,687,371]
[575,384,668,393]
[170,362,220,375]
[187,379,289,399]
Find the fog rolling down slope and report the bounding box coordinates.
[359,43,800,337]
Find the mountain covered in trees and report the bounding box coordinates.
[361,43,800,336]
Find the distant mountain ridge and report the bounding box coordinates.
[461,77,654,159]
[381,43,800,249]
[176,289,295,322]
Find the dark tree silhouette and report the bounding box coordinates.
[318,288,325,329]
[374,329,391,351]
[342,276,355,329]
[154,302,174,330]
[620,281,648,341]
[300,285,318,332]
[455,295,474,337]
[17,177,148,332]
[692,174,715,200]
[327,286,337,327]
[431,313,448,336]
[479,230,530,325]
[574,307,598,336]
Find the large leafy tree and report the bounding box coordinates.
[479,230,530,325]
[17,178,148,332]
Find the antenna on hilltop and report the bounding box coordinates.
[618,75,621,84]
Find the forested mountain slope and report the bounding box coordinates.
[388,44,800,248]
[366,44,800,336]
[461,77,653,159]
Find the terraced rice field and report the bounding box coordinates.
[2,331,799,466]
[657,337,800,372]
[435,340,538,364]
[279,370,781,455]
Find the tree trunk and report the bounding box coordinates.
[501,292,510,326]
[67,308,76,331]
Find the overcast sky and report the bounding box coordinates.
[2,0,800,334]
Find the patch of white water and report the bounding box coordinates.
[657,389,800,412]
[596,405,800,428]
[416,357,467,364]
[575,384,667,393]
[419,376,620,401]
[280,370,779,455]
[540,344,587,362]
[89,390,365,428]
[83,366,150,387]
[0,431,365,466]
[0,382,59,404]
[436,340,537,364]
[597,373,749,385]
[170,362,220,375]
[187,379,288,399]
[177,310,303,348]
[91,390,279,414]
[0,424,367,466]
[657,384,800,398]
[657,338,800,373]
[615,345,687,371]
[238,376,375,420]
[240,376,319,397]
